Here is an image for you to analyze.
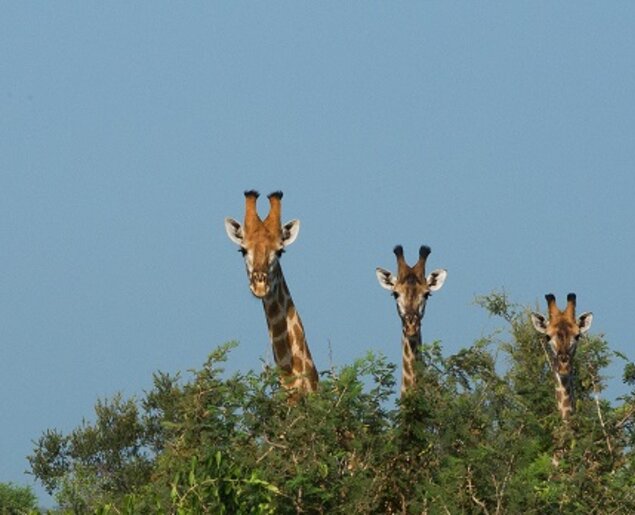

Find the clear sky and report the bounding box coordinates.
[2,3,635,505]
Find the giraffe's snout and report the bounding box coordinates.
[557,361,571,377]
[554,351,573,376]
[402,313,421,337]
[249,271,269,298]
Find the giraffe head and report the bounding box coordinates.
[376,245,447,338]
[225,190,300,298]
[531,293,593,378]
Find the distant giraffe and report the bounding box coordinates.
[225,191,318,398]
[376,245,447,396]
[531,293,593,420]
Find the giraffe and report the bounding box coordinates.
[376,245,447,396]
[224,190,319,398]
[530,293,593,421]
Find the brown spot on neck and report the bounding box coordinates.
[292,321,304,346]
[400,334,422,395]
[266,301,281,319]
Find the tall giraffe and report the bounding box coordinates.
[225,190,318,398]
[530,293,593,420]
[376,245,447,396]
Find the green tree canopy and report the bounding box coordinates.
[29,293,635,513]
[0,482,38,514]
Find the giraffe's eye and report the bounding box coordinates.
[275,249,285,258]
[392,292,400,299]
[238,247,247,256]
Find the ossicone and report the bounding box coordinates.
[419,245,431,259]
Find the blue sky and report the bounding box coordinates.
[2,3,635,505]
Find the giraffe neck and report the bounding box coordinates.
[554,371,574,421]
[261,261,318,395]
[400,331,422,396]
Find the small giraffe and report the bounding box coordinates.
[225,190,318,398]
[376,245,447,396]
[531,293,593,420]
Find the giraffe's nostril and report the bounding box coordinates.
[404,314,420,326]
[249,271,270,298]
[252,272,267,283]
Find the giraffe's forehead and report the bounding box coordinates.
[546,317,580,353]
[244,224,281,247]
[548,317,579,338]
[395,273,429,297]
[243,227,283,259]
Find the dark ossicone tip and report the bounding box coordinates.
[419,245,431,259]
[267,191,283,200]
[545,293,556,303]
[567,293,577,303]
[393,245,404,257]
[244,190,260,198]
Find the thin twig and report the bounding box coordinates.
[615,405,635,429]
[262,435,288,450]
[590,372,613,457]
[466,465,491,515]
[492,454,514,515]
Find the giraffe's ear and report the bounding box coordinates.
[224,217,244,246]
[530,312,548,334]
[427,269,447,292]
[376,267,396,291]
[281,219,300,247]
[578,312,593,334]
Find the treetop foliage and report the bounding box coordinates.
[0,482,38,514]
[29,293,635,513]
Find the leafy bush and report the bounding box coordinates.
[29,294,635,513]
[0,482,38,514]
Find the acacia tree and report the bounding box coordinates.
[29,293,635,513]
